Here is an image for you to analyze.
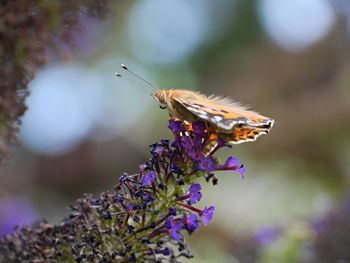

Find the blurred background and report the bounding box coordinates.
[1,0,350,262]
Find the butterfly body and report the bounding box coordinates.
[153,89,274,144]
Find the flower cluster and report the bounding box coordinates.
[0,119,245,262]
[167,119,245,179]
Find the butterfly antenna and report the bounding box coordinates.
[119,64,159,92]
[115,72,138,85]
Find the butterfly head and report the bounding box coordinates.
[152,90,169,110]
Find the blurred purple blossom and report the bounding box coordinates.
[0,198,38,238]
[254,227,279,245]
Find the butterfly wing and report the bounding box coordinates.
[172,92,274,143]
[173,95,272,130]
[219,127,270,144]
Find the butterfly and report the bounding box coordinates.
[152,89,274,144]
[116,65,274,144]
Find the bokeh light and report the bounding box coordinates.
[258,0,336,52]
[21,63,92,155]
[127,0,207,64]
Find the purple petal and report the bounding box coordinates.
[149,170,156,180]
[164,216,182,240]
[189,192,202,204]
[198,156,215,171]
[189,183,201,193]
[192,121,206,134]
[225,156,239,167]
[0,198,38,238]
[192,135,204,148]
[255,227,278,245]
[202,206,215,226]
[164,216,173,229]
[174,221,182,232]
[189,183,202,204]
[143,193,153,204]
[189,149,204,161]
[169,229,180,240]
[154,146,166,156]
[168,119,185,134]
[218,156,246,177]
[181,136,192,149]
[142,170,156,186]
[238,164,246,178]
[182,213,199,234]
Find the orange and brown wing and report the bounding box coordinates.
[219,127,270,144]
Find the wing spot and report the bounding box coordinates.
[213,115,223,122]
[198,113,208,119]
[191,104,203,109]
[188,107,205,114]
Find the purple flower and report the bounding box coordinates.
[182,214,199,234]
[142,170,156,186]
[192,135,204,148]
[197,156,215,171]
[154,146,166,157]
[255,227,278,245]
[181,136,192,149]
[237,164,246,178]
[192,121,206,134]
[168,119,185,134]
[171,139,181,149]
[225,156,239,167]
[0,198,38,238]
[219,156,246,178]
[201,206,215,226]
[188,147,204,161]
[189,183,202,204]
[142,193,153,205]
[164,216,182,240]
